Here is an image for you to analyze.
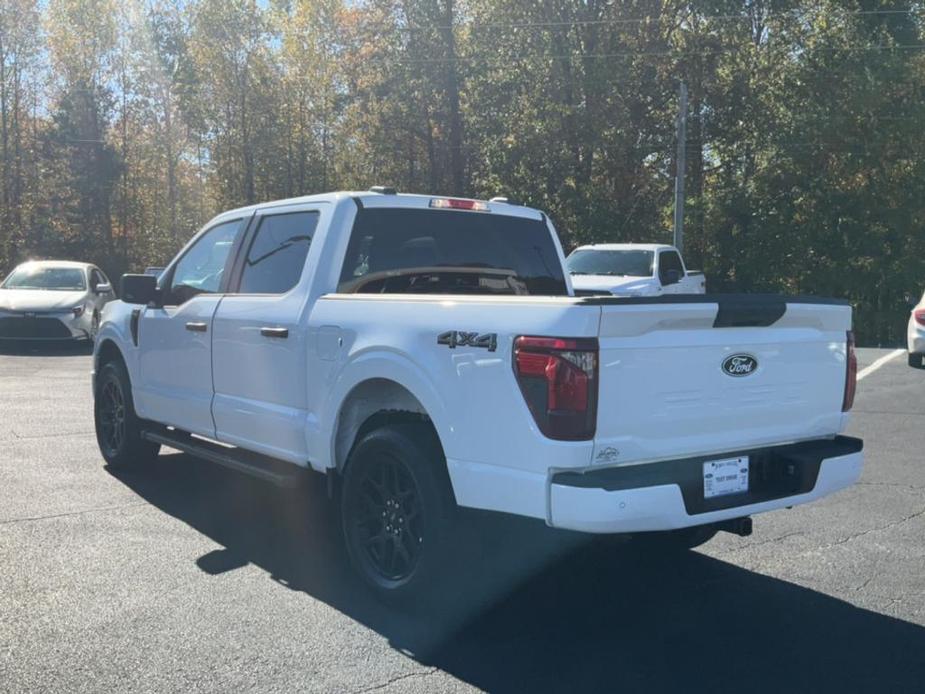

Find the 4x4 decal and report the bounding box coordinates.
[437,331,498,352]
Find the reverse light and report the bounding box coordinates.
[914,309,925,327]
[842,330,857,412]
[513,336,598,440]
[429,197,490,212]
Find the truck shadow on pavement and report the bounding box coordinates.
[113,451,925,694]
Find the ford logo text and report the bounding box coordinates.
[722,354,758,377]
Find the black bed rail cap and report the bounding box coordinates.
[577,293,850,328]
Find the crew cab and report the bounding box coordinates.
[92,190,862,601]
[567,243,706,296]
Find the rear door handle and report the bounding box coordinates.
[260,327,289,339]
[185,321,208,332]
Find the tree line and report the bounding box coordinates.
[1,0,923,344]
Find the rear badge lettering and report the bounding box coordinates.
[438,331,497,352]
[722,354,758,377]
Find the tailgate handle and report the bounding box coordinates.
[185,321,208,333]
[261,327,289,339]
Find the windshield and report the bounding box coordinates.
[338,208,568,295]
[566,249,654,277]
[2,266,86,291]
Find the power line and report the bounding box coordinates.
[398,8,921,33]
[393,43,925,65]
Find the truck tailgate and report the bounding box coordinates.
[592,296,852,465]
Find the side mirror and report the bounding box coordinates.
[663,269,681,286]
[94,281,112,295]
[121,274,159,305]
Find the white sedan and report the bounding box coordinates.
[0,260,114,342]
[909,292,925,368]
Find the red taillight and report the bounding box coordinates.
[429,197,490,211]
[842,330,857,412]
[513,336,598,440]
[914,309,925,327]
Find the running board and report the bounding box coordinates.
[142,429,302,488]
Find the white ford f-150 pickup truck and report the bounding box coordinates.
[567,243,706,297]
[93,190,862,601]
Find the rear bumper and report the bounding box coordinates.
[909,329,925,354]
[548,436,863,533]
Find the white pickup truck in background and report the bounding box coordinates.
[92,190,862,602]
[567,243,706,296]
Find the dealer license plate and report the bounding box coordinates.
[703,456,749,499]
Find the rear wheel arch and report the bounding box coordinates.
[333,378,446,474]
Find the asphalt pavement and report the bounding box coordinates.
[1,343,923,693]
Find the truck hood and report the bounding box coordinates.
[570,274,659,296]
[0,289,87,312]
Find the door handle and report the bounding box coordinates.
[185,321,208,332]
[260,327,289,339]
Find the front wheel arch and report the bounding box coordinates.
[94,339,126,394]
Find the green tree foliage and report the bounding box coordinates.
[0,0,923,344]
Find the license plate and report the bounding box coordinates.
[703,456,749,499]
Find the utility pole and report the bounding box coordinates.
[673,81,688,254]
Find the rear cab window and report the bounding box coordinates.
[337,207,568,296]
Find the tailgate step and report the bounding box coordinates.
[142,429,302,488]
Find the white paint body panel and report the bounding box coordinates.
[93,192,861,534]
[135,296,222,437]
[594,302,852,466]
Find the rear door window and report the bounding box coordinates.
[238,211,319,294]
[338,208,567,295]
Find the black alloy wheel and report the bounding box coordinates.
[94,360,160,469]
[351,453,425,582]
[97,377,126,458]
[340,422,457,602]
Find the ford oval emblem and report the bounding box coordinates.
[722,354,758,377]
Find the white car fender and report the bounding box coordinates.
[316,346,455,474]
[94,301,141,384]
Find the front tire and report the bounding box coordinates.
[340,422,457,603]
[94,360,160,469]
[909,353,923,369]
[89,311,100,343]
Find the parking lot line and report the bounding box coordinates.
[858,349,905,381]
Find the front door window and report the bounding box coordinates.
[167,220,242,305]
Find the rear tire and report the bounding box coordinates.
[340,421,457,604]
[94,359,160,469]
[909,353,923,369]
